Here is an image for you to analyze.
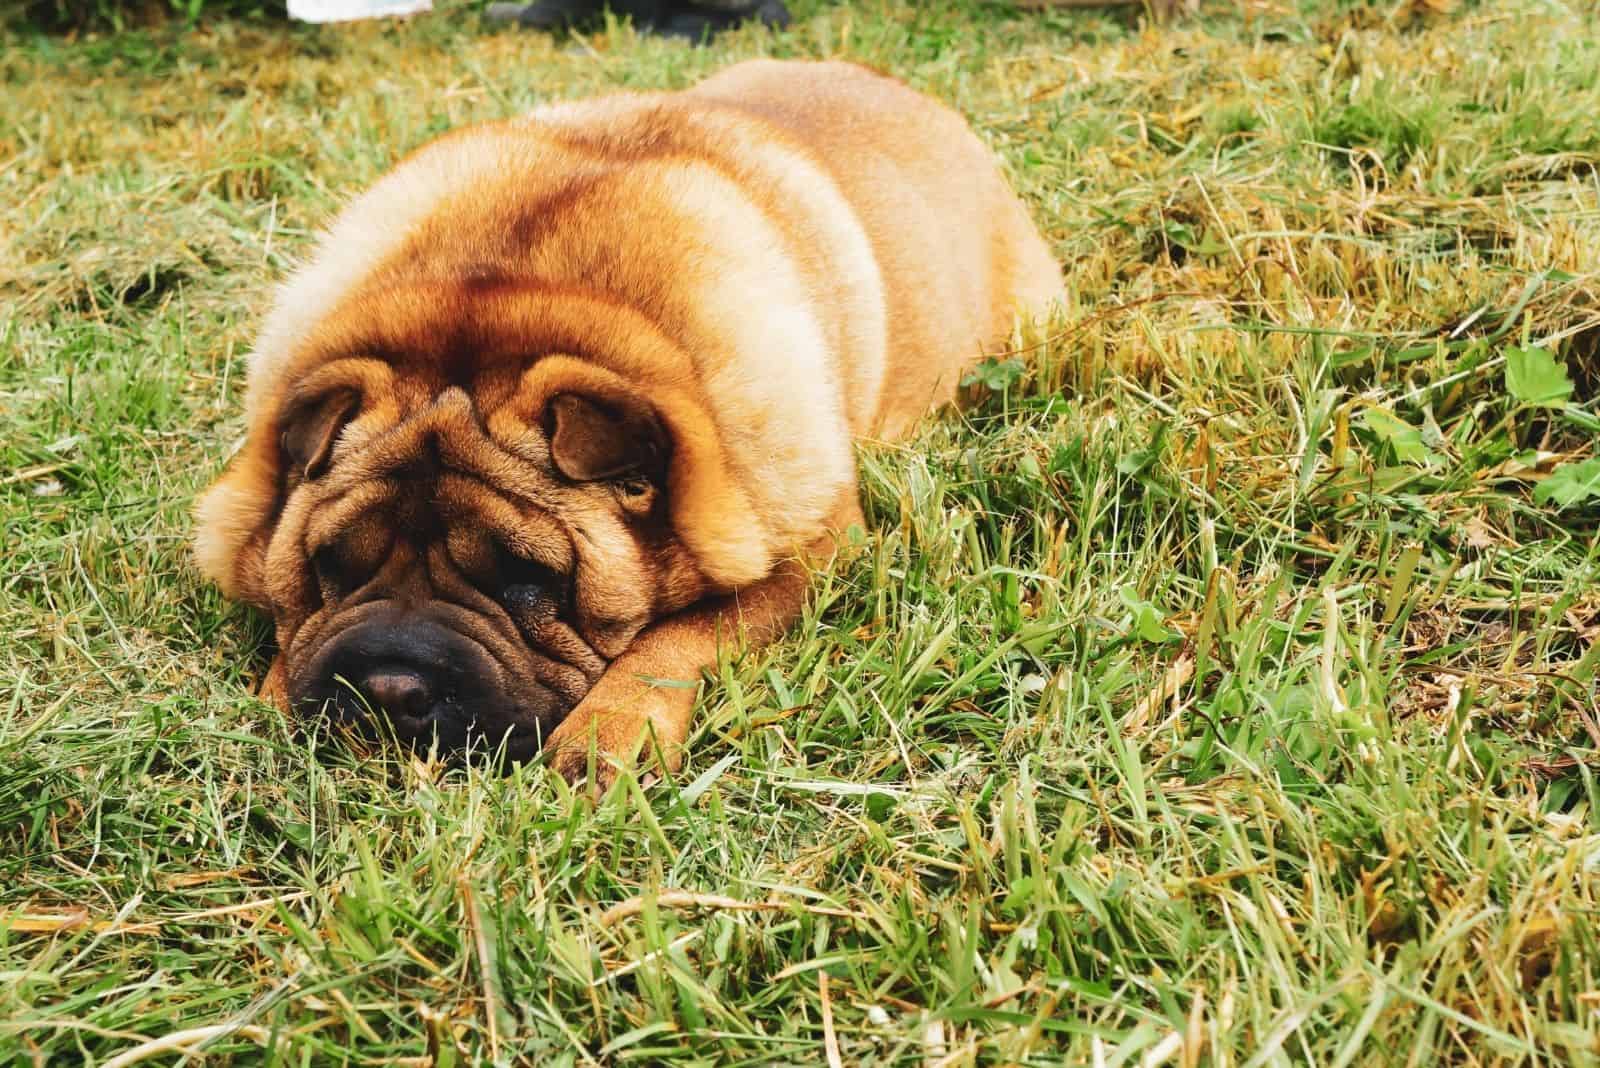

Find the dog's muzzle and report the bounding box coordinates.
[293,617,559,755]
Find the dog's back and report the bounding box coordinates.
[689,60,1064,438]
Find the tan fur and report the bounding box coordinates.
[195,60,1062,785]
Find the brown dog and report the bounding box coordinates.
[194,60,1062,784]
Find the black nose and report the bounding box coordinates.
[290,616,570,761]
[335,657,455,747]
[304,619,497,749]
[358,668,434,725]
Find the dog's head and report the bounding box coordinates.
[195,279,780,760]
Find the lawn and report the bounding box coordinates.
[3,0,1599,1063]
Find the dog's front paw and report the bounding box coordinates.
[543,693,688,791]
[544,735,620,794]
[544,718,629,793]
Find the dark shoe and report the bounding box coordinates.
[486,1,789,39]
[658,1,787,38]
[485,0,598,30]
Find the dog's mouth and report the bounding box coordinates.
[284,603,601,761]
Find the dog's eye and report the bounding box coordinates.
[311,546,357,601]
[309,526,391,606]
[494,544,563,611]
[613,476,659,513]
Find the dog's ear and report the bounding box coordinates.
[280,389,360,481]
[546,392,668,483]
[194,439,279,609]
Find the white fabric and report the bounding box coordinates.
[287,0,433,22]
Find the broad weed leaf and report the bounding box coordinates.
[962,357,1026,392]
[1505,346,1574,409]
[1359,406,1433,465]
[1118,586,1181,644]
[1534,457,1600,508]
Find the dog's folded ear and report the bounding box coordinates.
[280,389,360,481]
[546,392,669,484]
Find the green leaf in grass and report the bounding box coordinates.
[1119,586,1181,644]
[1505,345,1573,408]
[1359,406,1433,465]
[1534,457,1600,508]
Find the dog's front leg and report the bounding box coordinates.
[543,491,864,790]
[543,551,813,789]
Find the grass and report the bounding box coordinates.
[3,0,1600,1063]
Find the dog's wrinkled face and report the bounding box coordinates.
[237,351,711,761]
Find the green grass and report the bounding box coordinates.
[4,1,1600,1063]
